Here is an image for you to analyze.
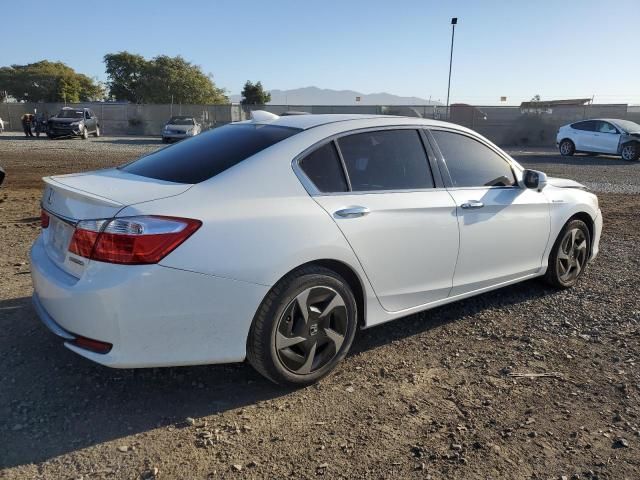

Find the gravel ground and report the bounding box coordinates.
[1,136,639,479]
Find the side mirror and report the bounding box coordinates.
[0,167,5,187]
[523,169,547,191]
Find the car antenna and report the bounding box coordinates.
[250,110,280,122]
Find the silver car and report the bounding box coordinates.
[161,116,201,143]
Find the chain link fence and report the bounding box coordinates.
[2,101,639,146]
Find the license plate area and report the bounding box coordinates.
[45,215,75,264]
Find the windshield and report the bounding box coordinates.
[612,119,640,133]
[168,117,195,125]
[57,110,84,119]
[120,123,301,183]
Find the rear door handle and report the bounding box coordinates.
[334,206,370,218]
[460,200,484,209]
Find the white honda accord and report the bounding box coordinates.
[31,112,602,386]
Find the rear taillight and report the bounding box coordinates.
[41,210,50,229]
[68,216,201,265]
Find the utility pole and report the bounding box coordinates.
[446,17,458,110]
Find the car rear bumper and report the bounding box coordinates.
[162,133,195,140]
[30,235,269,368]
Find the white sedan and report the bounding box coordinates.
[557,118,640,161]
[31,113,602,386]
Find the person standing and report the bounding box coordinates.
[21,113,34,137]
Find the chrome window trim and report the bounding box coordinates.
[292,125,439,197]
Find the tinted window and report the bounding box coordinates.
[572,121,596,131]
[299,142,348,193]
[121,124,300,184]
[337,129,433,191]
[431,130,516,188]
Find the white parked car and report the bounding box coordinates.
[31,113,602,386]
[161,115,201,143]
[557,118,640,161]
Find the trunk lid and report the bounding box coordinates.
[41,168,192,277]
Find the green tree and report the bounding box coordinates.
[0,61,104,102]
[103,52,147,103]
[103,52,228,104]
[240,81,271,105]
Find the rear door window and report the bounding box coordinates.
[572,121,596,131]
[298,142,348,193]
[337,129,434,191]
[121,124,300,184]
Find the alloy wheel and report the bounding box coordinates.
[556,227,588,284]
[621,145,636,161]
[560,141,572,155]
[275,286,348,375]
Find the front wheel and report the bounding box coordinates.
[247,266,358,387]
[81,127,88,140]
[621,143,639,161]
[544,219,590,288]
[559,139,575,156]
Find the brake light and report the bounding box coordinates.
[68,216,201,265]
[41,210,50,229]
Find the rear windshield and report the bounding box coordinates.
[168,116,195,125]
[120,123,301,183]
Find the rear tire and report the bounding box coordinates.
[544,219,590,289]
[247,266,358,387]
[93,125,100,137]
[559,139,575,156]
[621,143,639,161]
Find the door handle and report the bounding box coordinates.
[334,206,370,218]
[460,200,484,209]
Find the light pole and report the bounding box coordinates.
[446,17,457,110]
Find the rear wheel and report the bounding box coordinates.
[247,266,358,387]
[93,125,100,137]
[544,219,590,288]
[621,143,639,161]
[559,139,575,156]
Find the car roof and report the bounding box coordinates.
[247,113,460,131]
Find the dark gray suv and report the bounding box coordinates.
[48,107,100,139]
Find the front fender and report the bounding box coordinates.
[541,186,601,269]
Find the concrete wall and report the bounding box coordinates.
[0,102,241,136]
[1,101,635,146]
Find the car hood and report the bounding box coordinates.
[49,117,83,124]
[547,176,586,189]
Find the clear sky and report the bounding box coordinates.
[2,0,639,105]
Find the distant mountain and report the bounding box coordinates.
[229,86,441,106]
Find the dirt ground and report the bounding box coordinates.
[1,134,639,479]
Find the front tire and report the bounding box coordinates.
[81,127,88,140]
[621,143,639,161]
[544,219,590,289]
[247,266,358,387]
[559,139,575,156]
